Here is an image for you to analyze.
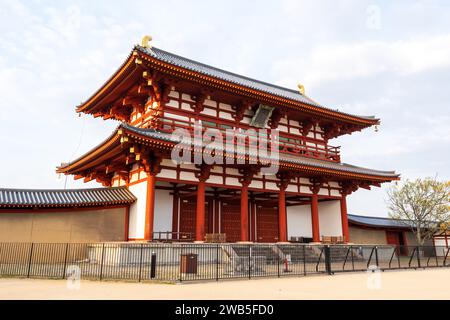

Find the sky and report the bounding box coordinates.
[0,0,449,217]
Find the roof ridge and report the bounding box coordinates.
[0,186,129,192]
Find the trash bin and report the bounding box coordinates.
[180,253,198,274]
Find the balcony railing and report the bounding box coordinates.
[158,117,341,162]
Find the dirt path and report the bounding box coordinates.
[1,268,449,300]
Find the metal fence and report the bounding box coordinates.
[0,243,449,282]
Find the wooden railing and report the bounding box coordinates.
[158,117,341,162]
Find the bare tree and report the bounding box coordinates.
[387,177,450,245]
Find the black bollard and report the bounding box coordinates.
[150,252,157,279]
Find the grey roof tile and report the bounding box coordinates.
[0,187,136,208]
[136,45,377,121]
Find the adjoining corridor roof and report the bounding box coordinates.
[0,187,136,208]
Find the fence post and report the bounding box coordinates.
[276,245,280,277]
[62,243,69,279]
[303,245,307,276]
[248,245,251,280]
[150,252,157,279]
[324,245,332,275]
[138,244,144,282]
[27,243,34,278]
[434,246,439,267]
[99,243,105,281]
[416,246,421,268]
[375,246,379,268]
[179,245,183,282]
[216,244,219,282]
[444,248,450,266]
[351,246,355,271]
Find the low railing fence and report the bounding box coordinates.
[0,243,448,282]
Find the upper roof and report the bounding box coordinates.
[76,43,380,128]
[136,46,378,121]
[0,187,136,209]
[348,214,414,229]
[57,123,399,181]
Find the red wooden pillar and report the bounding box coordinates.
[195,180,206,242]
[278,188,287,242]
[144,174,156,241]
[340,195,350,243]
[171,190,179,240]
[311,193,320,242]
[240,184,249,241]
[250,195,256,242]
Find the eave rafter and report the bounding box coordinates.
[269,108,287,129]
[143,70,172,104]
[192,91,208,114]
[230,99,253,123]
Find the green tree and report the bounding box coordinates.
[387,177,450,246]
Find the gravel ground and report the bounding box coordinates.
[1,268,449,300]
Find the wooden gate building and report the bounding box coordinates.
[57,40,399,243]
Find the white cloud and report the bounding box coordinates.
[274,34,450,88]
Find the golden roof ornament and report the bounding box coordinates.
[297,83,305,95]
[140,35,155,55]
[141,35,152,49]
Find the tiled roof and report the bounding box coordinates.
[136,46,378,121]
[123,124,399,179]
[0,187,136,208]
[348,214,414,229]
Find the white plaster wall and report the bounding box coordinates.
[207,175,223,184]
[287,204,312,238]
[153,189,173,233]
[265,182,279,191]
[168,90,179,98]
[128,181,147,239]
[157,169,177,179]
[200,108,217,117]
[318,200,342,237]
[180,171,197,182]
[330,189,340,197]
[164,112,190,121]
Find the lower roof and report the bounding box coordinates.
[348,214,413,229]
[57,123,399,182]
[122,124,400,179]
[0,187,136,209]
